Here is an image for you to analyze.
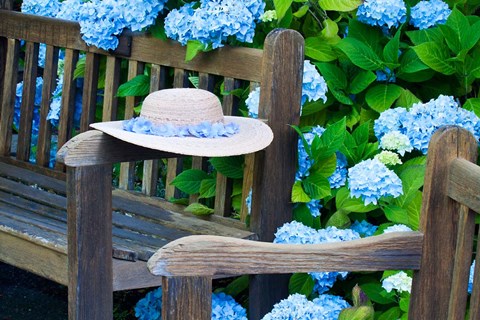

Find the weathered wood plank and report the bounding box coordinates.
[56,48,79,151]
[148,233,423,276]
[67,165,113,320]
[112,259,163,291]
[119,60,144,190]
[16,41,39,161]
[36,45,59,167]
[57,130,177,166]
[448,158,480,213]
[248,28,304,320]
[409,126,478,319]
[469,234,480,320]
[79,52,100,132]
[102,56,121,121]
[162,276,212,320]
[0,39,19,156]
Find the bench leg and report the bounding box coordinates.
[67,165,113,319]
[162,276,212,320]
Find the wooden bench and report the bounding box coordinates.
[0,3,304,319]
[149,126,480,319]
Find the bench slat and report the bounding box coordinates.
[17,41,39,161]
[36,45,59,167]
[102,56,121,121]
[79,52,100,132]
[0,38,19,157]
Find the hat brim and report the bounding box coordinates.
[90,116,274,157]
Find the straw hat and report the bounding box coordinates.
[90,88,274,157]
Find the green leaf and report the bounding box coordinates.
[336,187,377,213]
[311,153,337,178]
[347,20,384,54]
[315,62,347,89]
[302,172,331,199]
[399,295,410,313]
[339,306,375,320]
[318,0,362,11]
[199,178,216,199]
[148,21,167,40]
[293,203,315,227]
[352,120,371,146]
[292,181,311,203]
[326,209,351,228]
[171,169,210,194]
[185,203,214,215]
[412,42,456,75]
[395,164,425,207]
[405,191,422,230]
[189,76,199,88]
[444,8,472,52]
[406,28,444,46]
[396,89,421,108]
[383,28,401,65]
[185,40,207,62]
[360,283,396,305]
[312,117,346,161]
[398,49,430,74]
[117,75,150,97]
[336,38,384,71]
[305,38,337,62]
[464,98,480,117]
[377,307,402,320]
[209,156,244,179]
[74,56,86,79]
[348,70,377,94]
[383,205,409,225]
[293,4,309,17]
[330,87,354,105]
[289,273,315,295]
[274,0,294,21]
[365,84,403,113]
[220,275,249,297]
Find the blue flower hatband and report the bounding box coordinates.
[123,117,240,138]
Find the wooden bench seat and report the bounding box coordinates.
[0,3,304,319]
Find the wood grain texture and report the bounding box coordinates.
[409,126,478,319]
[0,39,19,156]
[56,130,176,166]
[56,48,79,151]
[102,56,121,121]
[79,52,100,132]
[448,158,480,213]
[119,60,144,190]
[162,276,212,320]
[16,41,39,161]
[148,232,423,277]
[469,233,480,320]
[248,28,304,320]
[67,165,113,320]
[36,45,59,167]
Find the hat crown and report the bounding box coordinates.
[140,88,224,126]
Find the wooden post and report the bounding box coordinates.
[409,126,477,319]
[162,276,212,320]
[249,29,304,319]
[67,165,113,320]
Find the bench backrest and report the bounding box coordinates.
[0,8,303,240]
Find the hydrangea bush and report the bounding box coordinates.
[19,0,480,318]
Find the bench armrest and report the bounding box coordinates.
[147,232,423,277]
[57,130,177,167]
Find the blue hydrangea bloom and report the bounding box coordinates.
[47,75,84,128]
[376,67,396,83]
[14,77,43,135]
[410,0,451,30]
[328,152,348,189]
[382,271,412,293]
[296,126,326,180]
[21,0,61,17]
[357,0,407,29]
[135,288,246,320]
[56,0,84,21]
[245,188,252,215]
[350,220,378,237]
[135,287,162,320]
[245,87,261,119]
[302,60,328,106]
[165,0,264,49]
[262,293,350,320]
[348,158,403,205]
[211,292,248,320]
[469,260,476,294]
[306,199,322,217]
[374,95,480,154]
[275,222,360,293]
[383,224,413,233]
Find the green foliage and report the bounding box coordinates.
[116,75,150,97]
[288,273,315,295]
